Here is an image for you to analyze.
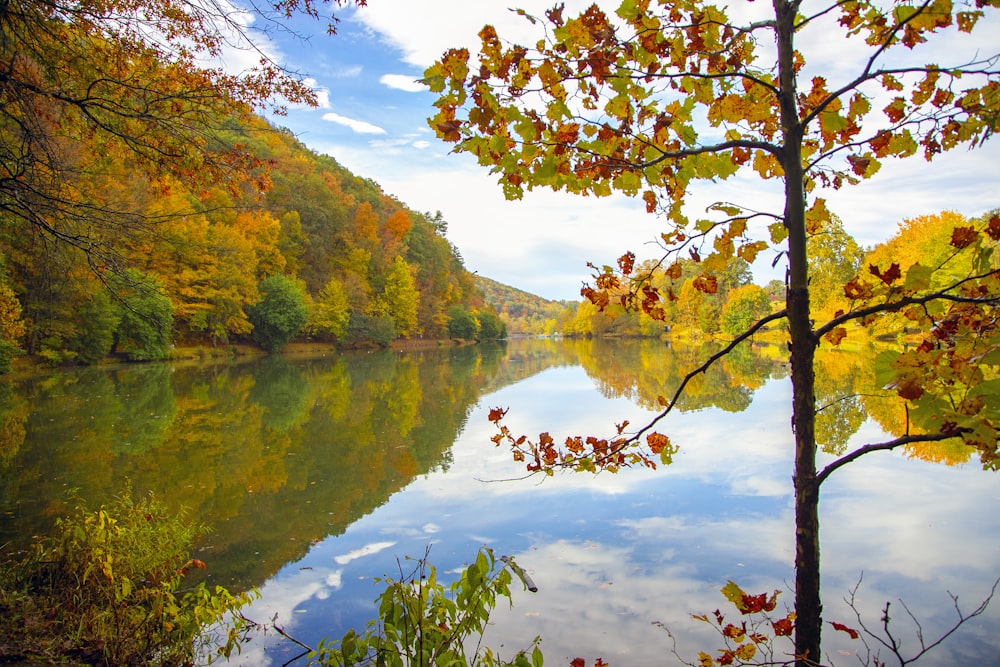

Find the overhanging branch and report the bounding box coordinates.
[816,431,964,487]
[813,269,1000,340]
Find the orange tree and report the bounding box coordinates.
[426,1,999,665]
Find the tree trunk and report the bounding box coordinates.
[773,1,822,665]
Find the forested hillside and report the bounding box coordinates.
[474,275,575,335]
[0,111,497,367]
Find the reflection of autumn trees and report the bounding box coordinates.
[571,338,785,414]
[1,338,983,593]
[0,345,518,589]
[813,348,869,456]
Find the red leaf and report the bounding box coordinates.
[950,226,978,248]
[830,621,860,639]
[868,262,901,285]
[986,214,1000,241]
[772,616,794,636]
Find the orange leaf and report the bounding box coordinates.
[647,432,672,454]
[693,274,718,294]
[618,251,636,275]
[643,190,658,213]
[824,327,847,346]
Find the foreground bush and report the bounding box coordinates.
[314,547,542,667]
[0,488,253,665]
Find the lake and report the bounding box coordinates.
[0,338,997,666]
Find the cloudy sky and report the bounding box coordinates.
[253,1,999,301]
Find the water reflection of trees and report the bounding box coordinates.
[0,345,516,590]
[568,338,787,414]
[0,338,978,595]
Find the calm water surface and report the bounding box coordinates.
[0,338,997,666]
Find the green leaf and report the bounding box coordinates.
[720,580,747,609]
[904,262,933,290]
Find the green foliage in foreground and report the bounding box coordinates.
[0,488,254,666]
[314,547,542,667]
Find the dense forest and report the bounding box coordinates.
[0,108,508,369]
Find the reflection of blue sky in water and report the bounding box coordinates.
[232,369,1000,667]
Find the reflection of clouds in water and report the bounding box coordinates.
[482,539,765,665]
[227,362,1000,666]
[815,450,1000,665]
[234,541,400,665]
[333,540,396,565]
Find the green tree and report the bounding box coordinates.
[720,284,771,337]
[345,313,395,347]
[447,305,478,340]
[112,270,174,361]
[67,288,120,365]
[428,2,1000,664]
[248,275,309,352]
[477,310,506,340]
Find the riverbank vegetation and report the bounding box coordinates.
[0,488,253,665]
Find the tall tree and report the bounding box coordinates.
[427,2,999,664]
[378,256,420,338]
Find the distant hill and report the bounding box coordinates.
[475,276,576,335]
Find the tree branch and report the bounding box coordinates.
[813,269,1000,340]
[815,432,963,488]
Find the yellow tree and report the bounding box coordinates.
[378,256,420,338]
[427,1,1000,663]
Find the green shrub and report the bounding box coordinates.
[0,487,254,665]
[314,547,542,667]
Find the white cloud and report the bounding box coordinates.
[352,0,605,67]
[331,64,363,78]
[299,78,331,109]
[380,73,427,92]
[321,112,387,135]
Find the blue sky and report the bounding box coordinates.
[247,1,999,302]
